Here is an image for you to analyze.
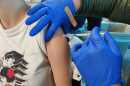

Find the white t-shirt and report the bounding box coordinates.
[0,16,55,86]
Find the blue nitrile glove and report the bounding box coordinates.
[71,27,122,86]
[26,0,76,42]
[128,45,130,49]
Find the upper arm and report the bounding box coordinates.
[46,29,72,86]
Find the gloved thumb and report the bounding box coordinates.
[104,32,121,56]
[27,4,43,16]
[71,43,82,53]
[71,43,82,60]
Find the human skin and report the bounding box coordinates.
[0,0,72,86]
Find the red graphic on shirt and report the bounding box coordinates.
[0,51,28,86]
[0,67,15,82]
[7,68,14,78]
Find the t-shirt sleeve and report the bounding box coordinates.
[35,27,47,55]
[29,22,47,55]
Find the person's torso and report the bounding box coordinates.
[0,17,54,86]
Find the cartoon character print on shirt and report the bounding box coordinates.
[0,51,28,86]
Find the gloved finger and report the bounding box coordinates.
[71,43,82,53]
[90,27,106,47]
[29,15,50,36]
[26,7,48,25]
[87,38,96,50]
[71,43,82,61]
[104,32,121,55]
[83,37,91,46]
[27,4,43,16]
[44,22,60,42]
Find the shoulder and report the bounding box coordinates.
[26,19,47,54]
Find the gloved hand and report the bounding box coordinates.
[71,27,122,86]
[128,45,130,49]
[26,0,77,42]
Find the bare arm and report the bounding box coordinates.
[46,29,72,86]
